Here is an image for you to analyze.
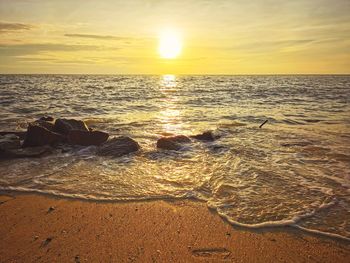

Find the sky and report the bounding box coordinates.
[0,0,349,74]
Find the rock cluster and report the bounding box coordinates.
[0,117,134,159]
[0,116,219,159]
[156,131,217,150]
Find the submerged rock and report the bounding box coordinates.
[97,136,140,157]
[67,130,109,146]
[156,135,191,150]
[54,118,89,135]
[191,131,216,141]
[22,123,65,147]
[169,135,191,143]
[0,134,21,150]
[0,145,52,159]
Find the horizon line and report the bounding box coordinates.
[0,73,349,76]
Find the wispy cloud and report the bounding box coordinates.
[0,43,101,56]
[0,21,33,33]
[64,33,131,40]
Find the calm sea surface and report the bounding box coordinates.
[0,75,349,240]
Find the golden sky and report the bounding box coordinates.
[0,0,349,74]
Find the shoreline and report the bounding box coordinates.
[1,192,349,262]
[2,189,350,243]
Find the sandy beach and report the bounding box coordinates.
[1,0,350,262]
[0,192,349,263]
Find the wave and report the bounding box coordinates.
[1,185,349,242]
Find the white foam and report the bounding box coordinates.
[210,197,350,241]
[294,225,350,242]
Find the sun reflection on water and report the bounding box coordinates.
[158,75,184,134]
[160,74,177,90]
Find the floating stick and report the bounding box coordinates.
[259,120,268,128]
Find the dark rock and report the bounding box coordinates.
[0,145,52,159]
[156,135,191,150]
[34,120,55,131]
[0,134,21,150]
[39,116,54,122]
[54,119,89,135]
[157,139,180,151]
[67,130,109,146]
[191,131,216,141]
[97,136,140,157]
[22,123,65,147]
[0,131,26,140]
[169,135,191,143]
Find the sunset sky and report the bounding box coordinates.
[0,0,349,74]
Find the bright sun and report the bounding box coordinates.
[158,30,182,59]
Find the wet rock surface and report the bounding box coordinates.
[54,119,89,135]
[67,130,109,146]
[22,123,65,147]
[97,136,140,157]
[191,131,216,141]
[34,120,55,131]
[156,135,191,151]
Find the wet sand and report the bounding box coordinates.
[0,193,349,262]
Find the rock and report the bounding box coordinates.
[0,134,21,150]
[54,119,89,135]
[0,146,51,159]
[67,130,109,146]
[22,123,65,147]
[34,120,55,131]
[191,131,216,141]
[39,116,54,122]
[97,136,140,157]
[169,135,191,143]
[157,138,180,150]
[0,131,26,140]
[156,135,191,150]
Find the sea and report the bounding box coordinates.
[0,74,349,240]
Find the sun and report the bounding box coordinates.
[158,30,182,59]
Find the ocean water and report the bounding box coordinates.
[0,74,349,240]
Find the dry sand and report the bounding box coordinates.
[0,193,349,262]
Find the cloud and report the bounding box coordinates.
[0,21,33,33]
[0,43,101,56]
[64,33,131,40]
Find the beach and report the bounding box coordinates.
[1,0,350,261]
[1,192,349,262]
[1,75,350,262]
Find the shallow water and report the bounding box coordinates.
[0,74,349,240]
